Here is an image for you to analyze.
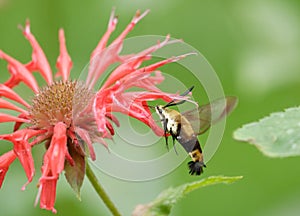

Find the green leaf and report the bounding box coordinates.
[64,142,86,199]
[132,176,243,216]
[233,107,300,157]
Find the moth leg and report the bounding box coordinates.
[162,118,169,151]
[172,123,181,155]
[168,124,179,155]
[171,134,178,155]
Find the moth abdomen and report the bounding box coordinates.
[188,160,206,175]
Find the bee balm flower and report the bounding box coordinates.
[0,10,188,213]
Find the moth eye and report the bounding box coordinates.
[155,106,162,114]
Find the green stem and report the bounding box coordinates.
[86,162,121,216]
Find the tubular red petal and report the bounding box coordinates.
[106,53,190,92]
[39,175,58,214]
[75,127,96,161]
[121,91,192,105]
[55,29,73,81]
[93,136,109,149]
[112,103,164,136]
[13,113,29,132]
[100,36,174,90]
[0,50,39,93]
[29,133,52,147]
[87,43,123,88]
[87,9,119,85]
[66,130,83,153]
[36,123,68,213]
[0,129,47,141]
[125,91,178,102]
[90,8,118,60]
[94,106,107,134]
[7,139,34,189]
[44,122,68,176]
[0,98,28,114]
[22,20,53,85]
[105,113,120,127]
[0,84,30,108]
[110,10,149,48]
[0,150,17,188]
[99,56,149,90]
[0,113,30,123]
[116,71,163,93]
[87,10,149,88]
[0,129,46,189]
[105,120,115,136]
[143,54,186,73]
[65,151,75,167]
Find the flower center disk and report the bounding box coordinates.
[29,80,94,128]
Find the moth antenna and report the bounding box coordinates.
[181,86,194,97]
[164,86,195,108]
[164,99,186,108]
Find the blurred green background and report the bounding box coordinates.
[1,0,300,215]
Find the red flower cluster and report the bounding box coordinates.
[0,10,188,213]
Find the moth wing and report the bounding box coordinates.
[182,96,238,135]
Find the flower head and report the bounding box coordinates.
[0,10,189,213]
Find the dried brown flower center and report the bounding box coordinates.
[29,80,94,128]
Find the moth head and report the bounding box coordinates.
[155,105,164,116]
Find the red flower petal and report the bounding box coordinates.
[87,10,150,88]
[55,29,73,81]
[0,84,30,108]
[0,98,28,114]
[36,122,69,213]
[40,122,68,178]
[13,113,29,132]
[0,50,39,93]
[22,20,53,85]
[0,150,17,188]
[105,113,120,127]
[0,113,30,124]
[37,173,58,214]
[101,35,172,89]
[90,8,118,60]
[110,10,150,48]
[0,129,45,189]
[75,127,96,160]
